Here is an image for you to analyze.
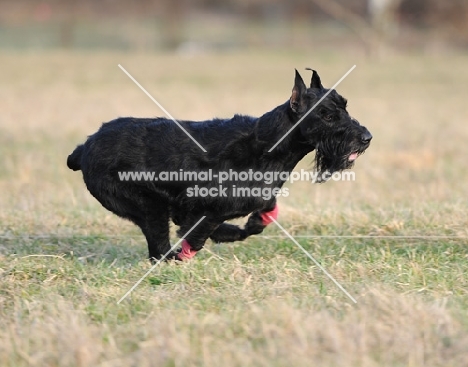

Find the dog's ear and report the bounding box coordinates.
[290,69,307,114]
[306,68,323,89]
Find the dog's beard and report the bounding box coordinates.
[313,139,367,182]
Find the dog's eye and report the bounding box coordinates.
[324,114,333,122]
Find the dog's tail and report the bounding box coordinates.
[67,144,84,171]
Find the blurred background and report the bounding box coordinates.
[0,0,467,53]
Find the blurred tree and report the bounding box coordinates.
[0,0,467,50]
[368,0,402,40]
[400,0,468,46]
[159,0,188,50]
[309,0,381,57]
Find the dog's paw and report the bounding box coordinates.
[259,205,278,226]
[245,205,278,235]
[244,213,265,235]
[176,239,198,261]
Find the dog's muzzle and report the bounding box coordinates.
[361,130,372,144]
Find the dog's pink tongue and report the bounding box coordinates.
[177,239,197,261]
[348,152,359,161]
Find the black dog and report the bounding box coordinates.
[67,69,371,261]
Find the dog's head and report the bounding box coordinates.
[289,69,372,176]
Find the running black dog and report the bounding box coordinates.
[67,69,372,261]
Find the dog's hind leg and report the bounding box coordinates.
[87,185,174,262]
[138,205,176,263]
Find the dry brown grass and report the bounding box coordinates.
[1,289,467,367]
[1,49,468,366]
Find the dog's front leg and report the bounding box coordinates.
[209,223,248,243]
[210,204,279,244]
[244,204,279,237]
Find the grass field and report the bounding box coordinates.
[1,49,468,366]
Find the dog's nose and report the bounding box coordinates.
[361,130,372,144]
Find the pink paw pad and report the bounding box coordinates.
[177,239,198,261]
[259,204,279,226]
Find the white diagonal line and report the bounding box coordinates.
[117,216,206,304]
[118,64,207,153]
[268,65,356,152]
[268,216,357,304]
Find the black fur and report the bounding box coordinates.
[67,69,372,261]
